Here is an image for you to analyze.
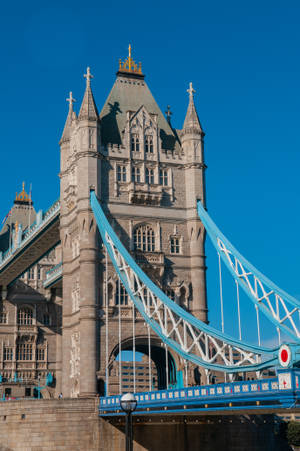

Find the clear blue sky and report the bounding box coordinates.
[1,0,300,346]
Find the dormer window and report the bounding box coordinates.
[132,166,141,183]
[145,135,153,153]
[145,168,154,185]
[159,169,168,186]
[131,134,140,152]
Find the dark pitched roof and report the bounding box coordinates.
[100,73,180,151]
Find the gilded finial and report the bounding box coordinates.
[15,182,31,204]
[118,44,143,75]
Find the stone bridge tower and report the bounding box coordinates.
[59,49,207,397]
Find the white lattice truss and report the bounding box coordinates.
[105,233,263,372]
[217,238,300,341]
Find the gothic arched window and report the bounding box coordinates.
[131,134,140,152]
[18,307,33,325]
[145,135,153,153]
[134,225,155,252]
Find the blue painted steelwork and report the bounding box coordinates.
[0,199,60,267]
[99,369,300,416]
[197,200,300,343]
[90,191,280,373]
[43,261,62,288]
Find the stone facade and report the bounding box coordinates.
[0,398,291,451]
[0,186,62,398]
[0,49,208,398]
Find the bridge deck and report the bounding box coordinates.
[99,369,300,416]
[0,201,60,287]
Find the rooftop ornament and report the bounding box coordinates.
[118,44,143,75]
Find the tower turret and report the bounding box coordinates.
[60,68,101,397]
[181,82,204,162]
[181,83,207,322]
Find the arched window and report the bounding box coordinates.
[145,135,153,153]
[134,225,155,252]
[18,307,33,325]
[115,283,128,305]
[131,134,140,152]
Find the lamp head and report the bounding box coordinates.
[120,393,137,413]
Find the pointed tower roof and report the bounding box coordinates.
[60,92,76,143]
[78,67,99,121]
[182,83,204,135]
[0,183,36,251]
[100,46,180,152]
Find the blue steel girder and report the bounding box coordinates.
[90,191,285,373]
[197,201,300,344]
[0,202,60,287]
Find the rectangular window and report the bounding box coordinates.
[37,266,41,280]
[145,168,154,184]
[170,237,180,254]
[3,347,13,361]
[131,167,141,183]
[5,388,11,396]
[131,134,140,152]
[25,387,31,397]
[17,343,32,361]
[159,169,168,186]
[0,312,7,324]
[37,348,45,361]
[43,314,50,326]
[28,267,35,280]
[117,165,127,182]
[145,135,153,153]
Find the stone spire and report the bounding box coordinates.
[182,82,204,135]
[60,92,76,143]
[78,67,99,121]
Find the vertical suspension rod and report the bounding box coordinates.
[118,278,122,395]
[218,253,225,333]
[105,248,109,396]
[132,302,136,393]
[235,280,242,340]
[255,305,261,347]
[147,290,152,391]
[164,304,169,389]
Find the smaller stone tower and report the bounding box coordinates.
[180,83,208,322]
[59,69,101,397]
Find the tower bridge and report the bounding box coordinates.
[0,48,299,427]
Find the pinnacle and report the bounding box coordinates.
[60,92,76,143]
[78,67,99,121]
[182,83,203,135]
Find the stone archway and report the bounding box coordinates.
[110,336,178,390]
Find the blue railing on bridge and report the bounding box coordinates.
[0,199,60,266]
[43,261,62,287]
[99,369,300,416]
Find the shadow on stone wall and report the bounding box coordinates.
[102,414,293,451]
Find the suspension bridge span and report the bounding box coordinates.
[0,52,299,434]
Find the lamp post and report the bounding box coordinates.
[120,393,137,451]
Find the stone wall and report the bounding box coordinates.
[0,398,292,451]
[0,398,99,451]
